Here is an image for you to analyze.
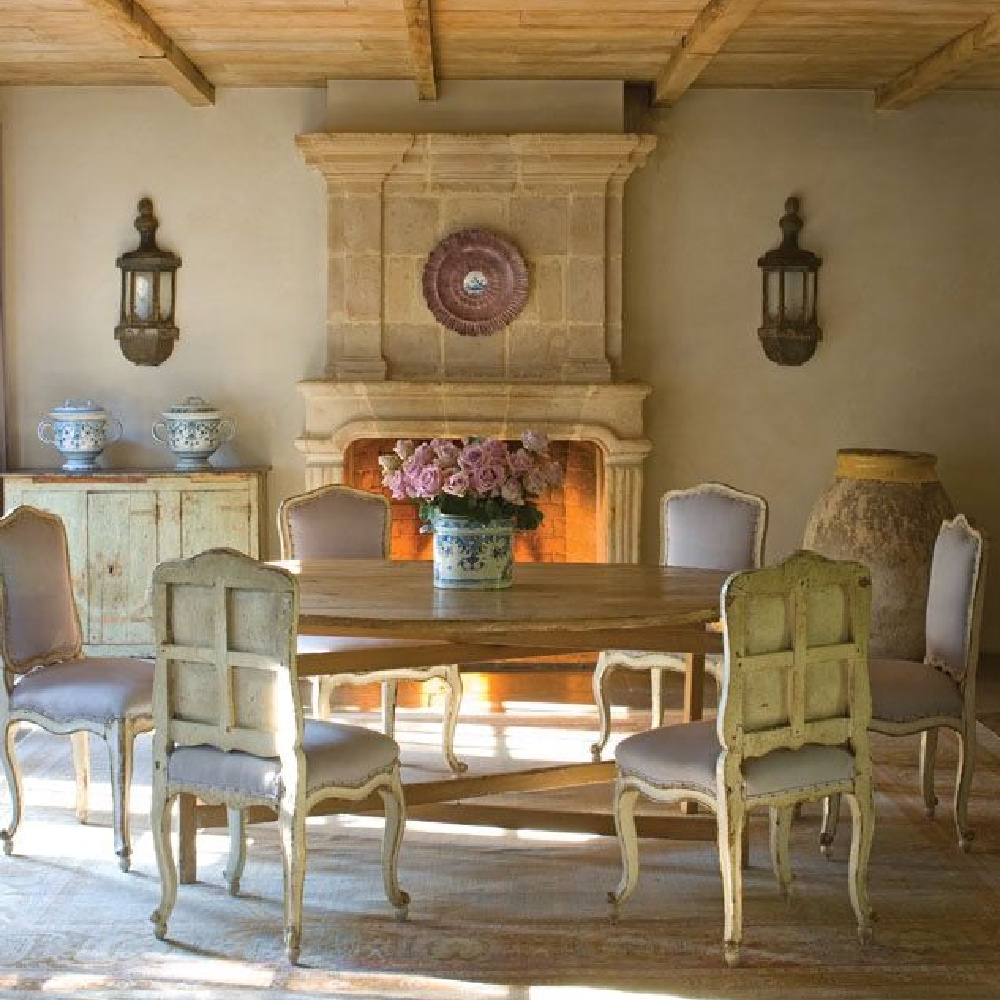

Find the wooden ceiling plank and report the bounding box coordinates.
[79,0,214,105]
[403,0,437,100]
[653,0,766,106]
[876,11,1000,110]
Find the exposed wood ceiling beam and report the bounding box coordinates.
[403,0,437,101]
[876,12,1000,110]
[653,0,764,106]
[80,0,214,106]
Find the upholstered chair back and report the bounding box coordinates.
[718,550,872,761]
[278,485,390,560]
[152,549,300,760]
[924,515,987,685]
[0,506,82,675]
[661,483,767,573]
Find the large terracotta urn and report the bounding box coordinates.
[803,449,954,660]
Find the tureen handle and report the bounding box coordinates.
[105,417,124,445]
[219,417,236,443]
[37,419,55,445]
[151,421,169,444]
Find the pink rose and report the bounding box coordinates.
[474,463,507,496]
[459,443,487,471]
[484,438,508,463]
[412,464,443,499]
[524,470,546,496]
[522,430,548,454]
[433,440,461,466]
[443,470,471,496]
[509,447,534,474]
[412,443,435,467]
[501,479,524,505]
[385,469,407,500]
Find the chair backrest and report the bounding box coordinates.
[661,483,767,572]
[924,514,988,686]
[0,506,82,676]
[278,484,390,560]
[718,550,872,763]
[152,548,300,760]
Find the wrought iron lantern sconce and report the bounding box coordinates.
[757,196,822,366]
[115,198,181,366]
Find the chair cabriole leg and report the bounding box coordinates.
[0,721,22,856]
[378,769,410,919]
[71,730,90,823]
[919,728,939,819]
[590,653,614,762]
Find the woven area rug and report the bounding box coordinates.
[1,706,999,1000]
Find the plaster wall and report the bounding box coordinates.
[625,90,1000,649]
[4,85,1000,645]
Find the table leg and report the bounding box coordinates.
[682,653,706,816]
[178,793,197,884]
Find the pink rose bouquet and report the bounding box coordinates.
[379,431,562,531]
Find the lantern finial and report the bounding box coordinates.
[779,196,803,249]
[134,197,159,250]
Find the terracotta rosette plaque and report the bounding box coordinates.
[422,228,529,336]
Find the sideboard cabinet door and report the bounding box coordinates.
[1,470,266,656]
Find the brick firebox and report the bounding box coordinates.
[344,439,599,564]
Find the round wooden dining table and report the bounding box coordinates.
[177,559,729,883]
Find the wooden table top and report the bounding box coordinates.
[277,558,729,640]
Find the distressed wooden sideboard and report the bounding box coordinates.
[1,468,267,656]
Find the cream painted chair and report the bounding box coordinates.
[148,548,409,965]
[591,482,767,761]
[279,484,466,773]
[0,506,154,871]
[609,550,875,965]
[820,514,987,854]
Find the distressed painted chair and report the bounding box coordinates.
[280,483,466,773]
[149,548,409,964]
[0,506,154,871]
[820,514,987,854]
[591,482,767,761]
[609,550,875,965]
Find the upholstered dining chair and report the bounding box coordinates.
[820,514,988,854]
[149,548,409,965]
[279,483,466,773]
[591,482,767,761]
[0,505,154,871]
[609,550,875,965]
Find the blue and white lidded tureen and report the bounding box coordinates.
[38,400,123,471]
[152,396,235,469]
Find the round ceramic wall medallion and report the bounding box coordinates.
[421,228,529,336]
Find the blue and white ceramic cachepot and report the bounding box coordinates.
[432,515,514,589]
[38,400,122,471]
[152,396,235,469]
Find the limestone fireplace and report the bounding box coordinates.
[293,128,655,564]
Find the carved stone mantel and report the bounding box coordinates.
[295,379,651,563]
[295,131,656,383]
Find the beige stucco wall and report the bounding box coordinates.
[3,84,1000,647]
[624,90,1000,649]
[0,87,329,556]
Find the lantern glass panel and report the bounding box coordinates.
[159,271,174,322]
[134,272,154,322]
[784,270,806,322]
[765,269,781,323]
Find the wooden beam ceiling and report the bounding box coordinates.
[403,0,437,101]
[876,11,1000,111]
[653,0,764,106]
[80,0,214,106]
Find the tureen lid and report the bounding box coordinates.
[163,396,221,419]
[48,399,108,419]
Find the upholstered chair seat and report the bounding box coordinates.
[11,658,154,723]
[609,551,876,965]
[592,483,767,761]
[279,483,466,773]
[0,506,154,872]
[149,550,409,965]
[867,658,964,723]
[820,515,988,854]
[168,719,399,800]
[616,719,856,800]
